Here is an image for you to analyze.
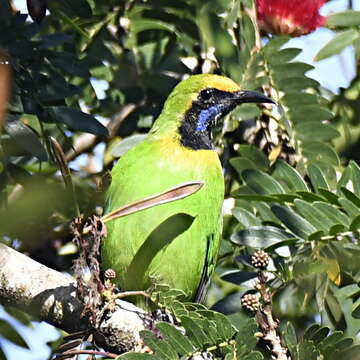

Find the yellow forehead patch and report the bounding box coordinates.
[200,74,241,92]
[170,74,241,98]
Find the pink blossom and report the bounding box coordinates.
[256,0,326,37]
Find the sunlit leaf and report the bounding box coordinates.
[315,29,359,61]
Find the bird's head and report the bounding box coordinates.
[153,74,275,150]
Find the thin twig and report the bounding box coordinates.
[65,102,143,162]
[57,349,119,359]
[49,136,80,217]
[256,272,288,360]
[113,290,150,299]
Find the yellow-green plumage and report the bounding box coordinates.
[102,74,273,304]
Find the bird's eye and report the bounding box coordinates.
[201,88,213,101]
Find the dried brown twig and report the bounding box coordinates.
[255,271,288,360]
[242,250,289,360]
[71,215,106,325]
[54,349,118,360]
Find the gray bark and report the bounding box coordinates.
[0,243,146,345]
[0,243,87,332]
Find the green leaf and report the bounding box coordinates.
[47,107,108,136]
[272,62,314,79]
[326,10,360,27]
[263,36,290,56]
[156,322,194,356]
[325,291,345,327]
[231,225,293,248]
[117,353,154,359]
[180,316,208,348]
[352,301,360,318]
[268,47,301,65]
[221,270,258,285]
[283,322,297,356]
[230,157,258,175]
[265,238,298,253]
[303,142,340,166]
[279,77,319,91]
[235,318,259,356]
[233,103,261,122]
[294,199,332,232]
[296,123,339,141]
[254,202,282,224]
[39,33,73,49]
[272,160,309,192]
[243,352,264,360]
[350,215,360,231]
[281,93,319,107]
[199,310,235,340]
[0,319,29,349]
[233,192,277,202]
[341,345,360,358]
[318,331,344,354]
[297,340,320,360]
[237,145,269,172]
[271,205,317,239]
[313,202,350,227]
[349,160,360,197]
[339,198,360,219]
[309,327,330,345]
[140,330,178,360]
[333,338,354,352]
[317,189,340,205]
[232,207,261,227]
[291,106,333,123]
[297,191,326,202]
[49,52,91,77]
[4,308,31,326]
[315,29,360,61]
[242,169,285,195]
[5,121,48,161]
[337,164,352,193]
[131,19,178,35]
[340,187,360,207]
[308,163,330,191]
[303,324,321,340]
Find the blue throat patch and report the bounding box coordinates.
[196,104,223,132]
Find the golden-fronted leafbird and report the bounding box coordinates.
[102,74,274,305]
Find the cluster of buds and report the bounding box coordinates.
[104,268,117,279]
[241,294,261,312]
[103,268,117,292]
[251,250,270,269]
[256,0,326,37]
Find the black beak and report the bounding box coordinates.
[233,90,276,105]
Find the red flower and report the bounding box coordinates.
[256,0,326,37]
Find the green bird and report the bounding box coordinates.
[102,74,273,305]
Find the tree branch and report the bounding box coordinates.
[0,242,87,333]
[65,102,141,162]
[0,243,146,346]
